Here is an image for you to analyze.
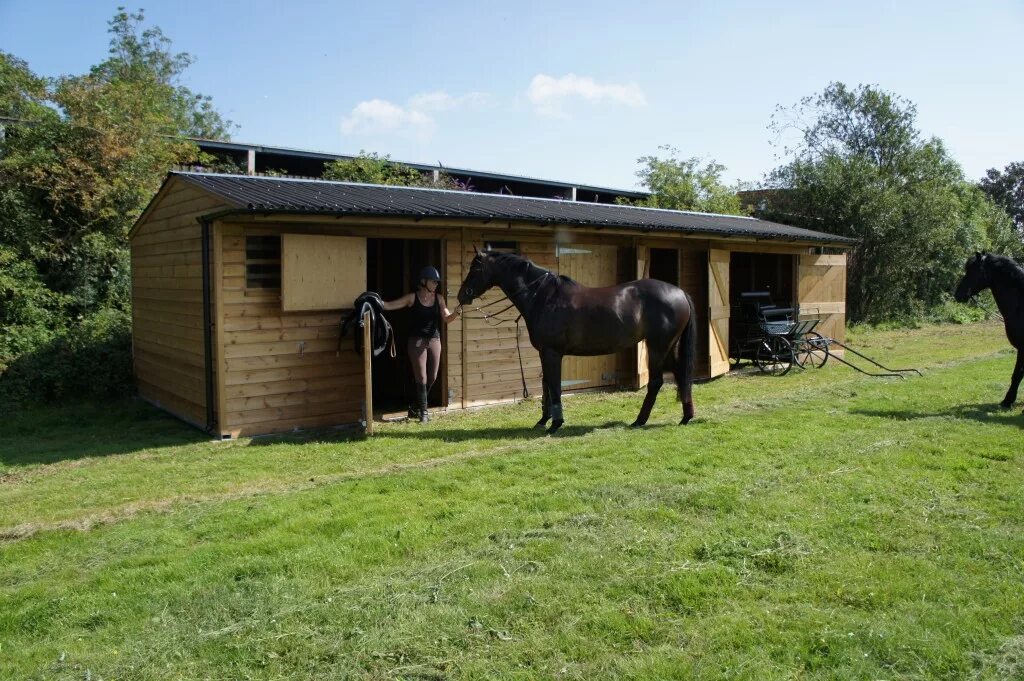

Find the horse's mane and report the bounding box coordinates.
[487,251,576,285]
[986,254,1024,290]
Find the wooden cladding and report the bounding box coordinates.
[281,234,367,311]
[130,178,228,428]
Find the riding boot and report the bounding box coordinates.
[418,383,430,423]
[407,385,419,420]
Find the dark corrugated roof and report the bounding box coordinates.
[176,172,855,245]
[187,138,649,199]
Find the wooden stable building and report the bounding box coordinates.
[129,172,854,437]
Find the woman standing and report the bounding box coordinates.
[381,266,461,422]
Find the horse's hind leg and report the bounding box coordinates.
[631,349,666,427]
[1001,349,1024,409]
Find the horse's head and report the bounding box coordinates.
[954,251,990,302]
[457,247,498,305]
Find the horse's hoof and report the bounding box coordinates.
[534,418,550,429]
[547,420,563,434]
[629,420,646,428]
[682,401,695,424]
[1000,400,1015,409]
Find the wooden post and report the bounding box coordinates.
[362,310,374,435]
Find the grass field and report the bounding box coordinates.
[2,322,1023,680]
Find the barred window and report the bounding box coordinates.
[245,235,281,289]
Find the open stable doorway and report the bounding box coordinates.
[366,238,445,416]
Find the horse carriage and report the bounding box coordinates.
[730,291,830,376]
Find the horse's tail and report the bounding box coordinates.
[673,292,697,423]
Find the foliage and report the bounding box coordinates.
[763,82,1022,323]
[1,323,1022,678]
[627,145,746,215]
[0,307,132,407]
[323,151,461,189]
[0,247,69,372]
[0,9,231,401]
[979,161,1024,233]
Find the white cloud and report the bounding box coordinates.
[341,91,491,140]
[526,73,647,118]
[408,90,492,112]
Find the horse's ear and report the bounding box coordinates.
[473,244,480,256]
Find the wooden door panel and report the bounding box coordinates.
[798,253,847,354]
[708,249,730,377]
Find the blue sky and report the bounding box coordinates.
[2,0,1021,191]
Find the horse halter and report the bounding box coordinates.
[966,255,991,299]
[462,270,552,326]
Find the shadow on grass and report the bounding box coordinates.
[0,399,208,468]
[852,402,1024,429]
[245,419,675,446]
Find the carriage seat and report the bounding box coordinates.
[735,291,794,323]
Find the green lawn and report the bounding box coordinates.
[2,322,1023,680]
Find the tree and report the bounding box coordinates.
[0,9,232,399]
[2,9,233,312]
[980,162,1024,233]
[629,146,746,215]
[763,82,1021,323]
[322,151,461,189]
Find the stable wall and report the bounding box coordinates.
[130,179,227,429]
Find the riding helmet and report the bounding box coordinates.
[419,266,441,282]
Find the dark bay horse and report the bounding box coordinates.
[456,249,697,433]
[954,251,1024,410]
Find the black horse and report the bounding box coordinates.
[456,249,697,433]
[954,251,1024,410]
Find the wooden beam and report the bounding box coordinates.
[363,310,374,435]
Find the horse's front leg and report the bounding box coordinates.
[534,381,551,429]
[1000,348,1024,409]
[539,348,564,434]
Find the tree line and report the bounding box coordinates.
[1,10,1022,404]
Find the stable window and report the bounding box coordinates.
[485,240,519,253]
[245,236,281,289]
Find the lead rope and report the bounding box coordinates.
[516,316,529,399]
[458,272,549,401]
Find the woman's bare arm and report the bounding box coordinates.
[380,292,414,311]
[438,295,461,324]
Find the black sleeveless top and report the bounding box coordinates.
[409,292,440,339]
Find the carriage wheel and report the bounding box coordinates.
[798,332,830,368]
[756,336,794,376]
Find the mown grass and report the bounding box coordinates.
[1,322,1022,679]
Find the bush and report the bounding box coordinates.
[927,295,994,325]
[0,307,133,407]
